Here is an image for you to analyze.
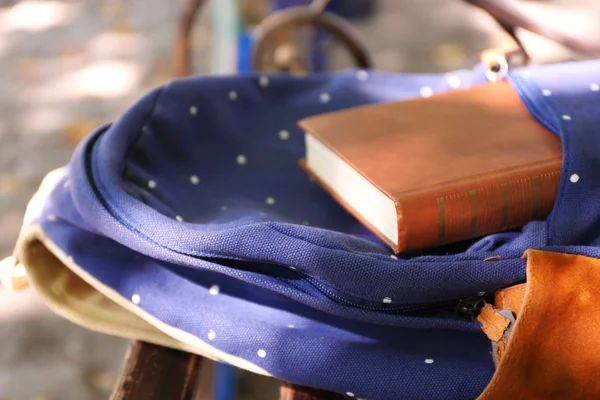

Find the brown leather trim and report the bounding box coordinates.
[478,250,600,399]
[478,304,510,342]
[495,283,526,317]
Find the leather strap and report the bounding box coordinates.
[477,249,600,399]
[464,0,600,61]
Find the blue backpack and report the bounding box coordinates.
[8,59,600,399]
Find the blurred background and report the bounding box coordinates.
[0,0,598,398]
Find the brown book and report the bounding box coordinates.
[298,81,562,253]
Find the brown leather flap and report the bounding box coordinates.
[478,249,600,399]
[494,282,525,318]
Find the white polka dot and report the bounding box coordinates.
[148,180,156,189]
[189,106,198,115]
[287,324,295,328]
[356,70,369,81]
[131,294,141,305]
[48,214,57,221]
[257,349,267,358]
[591,83,600,92]
[266,197,276,205]
[446,75,461,89]
[425,358,434,364]
[278,130,290,140]
[541,89,552,96]
[420,86,433,98]
[208,330,216,341]
[320,93,331,104]
[562,115,571,121]
[390,255,398,260]
[383,297,392,304]
[478,291,486,297]
[346,392,355,397]
[209,285,220,295]
[220,206,228,211]
[190,175,200,185]
[229,91,238,101]
[259,76,269,87]
[176,215,184,222]
[236,155,247,165]
[570,174,580,183]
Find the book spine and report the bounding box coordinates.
[397,166,561,253]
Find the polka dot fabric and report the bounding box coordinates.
[35,61,600,399]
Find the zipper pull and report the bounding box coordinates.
[457,297,487,321]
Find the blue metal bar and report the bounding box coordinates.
[213,362,237,400]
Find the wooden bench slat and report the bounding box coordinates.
[279,382,348,400]
[110,341,202,400]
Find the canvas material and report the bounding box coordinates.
[11,60,600,399]
[11,168,272,375]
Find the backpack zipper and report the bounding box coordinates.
[296,270,478,318]
[456,297,487,321]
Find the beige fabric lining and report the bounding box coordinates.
[11,168,270,377]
